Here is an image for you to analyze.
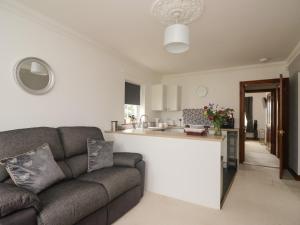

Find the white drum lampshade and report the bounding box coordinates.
[31,62,47,75]
[164,24,190,54]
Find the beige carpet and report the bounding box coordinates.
[114,165,300,225]
[245,141,279,168]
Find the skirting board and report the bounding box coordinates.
[288,167,300,181]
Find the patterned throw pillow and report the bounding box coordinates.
[0,143,65,194]
[87,138,113,172]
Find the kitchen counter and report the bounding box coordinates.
[218,128,239,132]
[107,128,227,209]
[105,129,225,142]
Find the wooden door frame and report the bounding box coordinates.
[269,90,277,156]
[279,76,289,178]
[239,78,281,163]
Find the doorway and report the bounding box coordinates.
[244,91,279,168]
[239,77,288,178]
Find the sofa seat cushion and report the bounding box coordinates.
[0,183,41,217]
[38,180,109,225]
[78,167,141,201]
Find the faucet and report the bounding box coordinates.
[139,114,149,128]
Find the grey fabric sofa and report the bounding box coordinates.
[0,127,145,225]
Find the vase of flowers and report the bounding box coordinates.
[202,104,234,136]
[129,115,137,129]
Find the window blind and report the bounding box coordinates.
[125,82,140,105]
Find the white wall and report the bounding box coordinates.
[245,92,268,131]
[160,64,288,128]
[0,5,161,131]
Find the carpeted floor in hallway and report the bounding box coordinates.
[244,141,279,168]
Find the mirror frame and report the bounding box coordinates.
[14,57,55,95]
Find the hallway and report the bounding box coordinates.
[244,141,279,168]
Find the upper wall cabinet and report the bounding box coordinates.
[151,84,180,111]
[151,84,166,111]
[166,85,180,111]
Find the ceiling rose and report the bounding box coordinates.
[151,0,205,25]
[151,0,205,54]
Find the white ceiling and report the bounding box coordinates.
[15,0,300,74]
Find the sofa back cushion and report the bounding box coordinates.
[0,127,65,182]
[58,127,104,177]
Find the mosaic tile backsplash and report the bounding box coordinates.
[182,109,212,126]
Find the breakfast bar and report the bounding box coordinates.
[106,129,228,209]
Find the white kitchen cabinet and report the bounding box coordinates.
[166,85,180,111]
[151,84,180,111]
[151,84,166,111]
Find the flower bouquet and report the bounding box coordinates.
[202,104,234,136]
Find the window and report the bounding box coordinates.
[124,82,141,123]
[124,104,140,122]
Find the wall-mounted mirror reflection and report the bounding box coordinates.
[15,57,55,95]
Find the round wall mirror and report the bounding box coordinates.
[14,57,55,95]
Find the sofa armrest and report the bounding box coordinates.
[113,152,145,197]
[113,152,143,168]
[0,183,41,217]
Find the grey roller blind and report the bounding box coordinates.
[125,82,140,105]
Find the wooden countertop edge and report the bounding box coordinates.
[219,128,239,131]
[105,130,226,142]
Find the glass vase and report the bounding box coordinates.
[213,122,222,136]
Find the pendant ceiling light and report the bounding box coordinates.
[151,0,204,54]
[31,62,47,75]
